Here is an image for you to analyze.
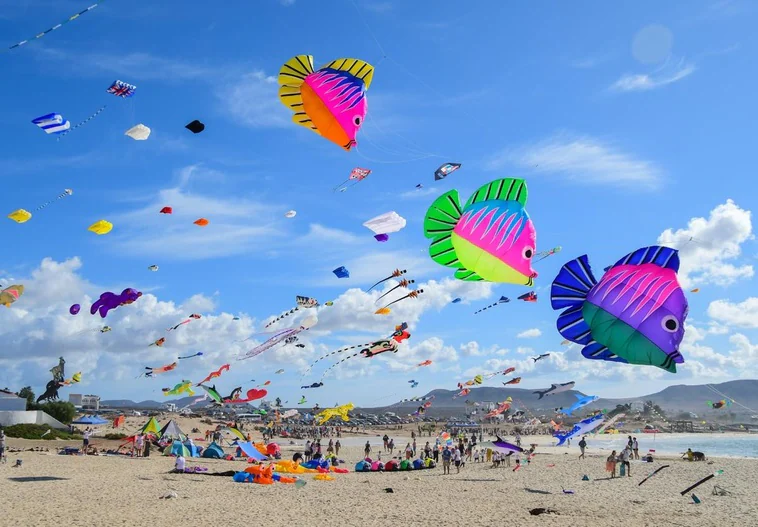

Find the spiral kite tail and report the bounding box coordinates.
[265,306,299,328]
[56,105,107,141]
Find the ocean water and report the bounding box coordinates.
[586,433,758,458]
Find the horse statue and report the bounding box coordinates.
[50,357,65,383]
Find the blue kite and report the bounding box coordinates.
[333,266,349,278]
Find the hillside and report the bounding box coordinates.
[101,380,758,417]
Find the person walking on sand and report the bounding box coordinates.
[454,446,462,473]
[442,445,452,475]
[632,437,639,460]
[606,450,617,478]
[578,436,587,460]
[0,429,6,464]
[383,434,389,452]
[364,440,371,458]
[335,439,341,456]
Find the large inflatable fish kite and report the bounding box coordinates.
[278,55,374,151]
[424,178,537,285]
[551,246,688,373]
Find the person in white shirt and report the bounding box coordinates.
[621,447,631,477]
[453,447,462,473]
[82,429,92,455]
[135,434,144,457]
[175,455,186,473]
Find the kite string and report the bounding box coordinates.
[706,384,756,413]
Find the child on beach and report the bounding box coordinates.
[606,450,617,478]
[474,449,480,463]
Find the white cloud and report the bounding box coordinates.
[106,167,288,260]
[487,133,663,190]
[297,277,494,337]
[517,328,542,339]
[657,199,754,287]
[459,341,484,357]
[0,258,270,399]
[217,70,290,128]
[611,59,695,92]
[707,297,758,328]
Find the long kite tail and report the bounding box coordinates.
[265,306,299,329]
[367,269,406,292]
[56,106,107,140]
[319,351,362,382]
[375,279,414,304]
[301,342,373,379]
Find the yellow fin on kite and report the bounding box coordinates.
[278,55,315,88]
[374,307,391,315]
[88,220,113,235]
[320,58,375,89]
[8,209,32,223]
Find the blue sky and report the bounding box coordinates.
[0,0,756,408]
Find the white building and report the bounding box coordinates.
[69,394,100,411]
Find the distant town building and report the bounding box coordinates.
[630,401,645,413]
[69,394,100,411]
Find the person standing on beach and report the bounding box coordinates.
[383,434,389,452]
[135,434,144,457]
[578,436,587,459]
[335,439,341,456]
[632,437,639,460]
[364,440,371,458]
[621,446,631,477]
[83,428,92,455]
[606,450,617,478]
[627,436,633,450]
[0,429,6,463]
[442,445,452,474]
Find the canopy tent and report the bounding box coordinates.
[72,415,109,425]
[158,419,186,441]
[202,442,224,459]
[235,441,267,461]
[141,417,161,435]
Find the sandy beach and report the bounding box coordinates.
[0,417,754,527]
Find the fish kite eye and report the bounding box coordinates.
[354,116,362,126]
[661,315,679,332]
[523,247,534,259]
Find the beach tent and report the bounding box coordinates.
[235,441,267,461]
[159,419,186,441]
[163,442,191,458]
[183,441,201,457]
[202,442,224,459]
[72,415,109,425]
[141,417,161,435]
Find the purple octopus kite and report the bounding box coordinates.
[90,288,142,318]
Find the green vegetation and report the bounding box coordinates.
[2,424,77,440]
[28,401,77,424]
